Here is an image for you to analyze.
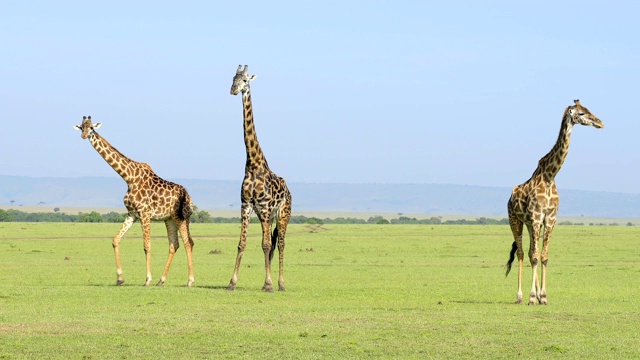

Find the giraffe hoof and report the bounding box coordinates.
[539,296,548,305]
[156,280,165,286]
[226,284,236,291]
[279,285,286,292]
[116,280,124,286]
[262,285,274,293]
[186,280,194,287]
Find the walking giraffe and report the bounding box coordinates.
[506,100,604,304]
[74,116,195,287]
[227,65,292,292]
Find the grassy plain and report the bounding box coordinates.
[0,222,638,359]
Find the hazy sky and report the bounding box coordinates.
[1,1,638,194]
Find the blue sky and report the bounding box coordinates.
[1,1,638,194]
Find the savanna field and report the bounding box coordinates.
[0,222,639,359]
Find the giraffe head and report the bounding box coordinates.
[230,65,256,96]
[73,116,102,139]
[566,99,604,129]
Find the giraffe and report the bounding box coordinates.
[227,65,292,292]
[505,100,603,305]
[74,116,195,287]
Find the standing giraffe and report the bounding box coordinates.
[227,65,292,292]
[74,116,195,287]
[505,100,603,304]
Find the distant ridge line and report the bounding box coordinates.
[0,175,638,218]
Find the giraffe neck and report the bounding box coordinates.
[242,88,269,171]
[88,131,138,184]
[532,113,574,182]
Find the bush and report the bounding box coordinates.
[304,217,324,225]
[78,211,103,223]
[103,212,126,223]
[0,209,12,222]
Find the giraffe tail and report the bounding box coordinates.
[177,190,193,221]
[268,226,278,262]
[505,241,517,277]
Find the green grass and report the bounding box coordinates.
[0,222,638,359]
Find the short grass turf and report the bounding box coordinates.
[0,222,638,359]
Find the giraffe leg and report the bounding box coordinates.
[517,253,524,304]
[140,214,153,286]
[112,215,135,285]
[157,219,180,286]
[275,223,288,292]
[275,205,291,292]
[227,204,252,291]
[260,217,274,293]
[177,219,195,287]
[539,217,556,305]
[527,223,541,305]
[508,213,525,304]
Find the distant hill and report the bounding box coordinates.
[0,175,638,218]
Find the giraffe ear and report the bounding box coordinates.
[93,123,102,129]
[73,125,82,131]
[249,75,257,82]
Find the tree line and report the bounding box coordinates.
[1,208,631,226]
[0,208,514,225]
